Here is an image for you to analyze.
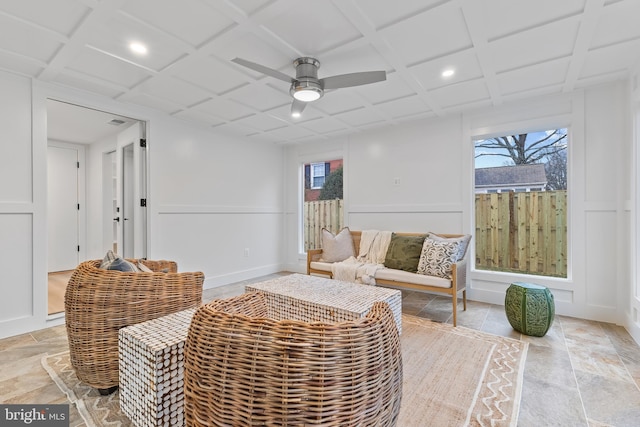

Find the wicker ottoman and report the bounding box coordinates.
[505,282,555,337]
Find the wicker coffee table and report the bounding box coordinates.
[245,273,402,334]
[119,273,402,426]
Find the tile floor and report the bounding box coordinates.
[1,272,639,426]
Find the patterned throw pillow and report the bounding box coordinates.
[417,237,461,279]
[428,233,472,262]
[99,250,139,272]
[320,227,356,262]
[384,233,426,272]
[99,250,117,269]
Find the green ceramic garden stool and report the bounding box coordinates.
[505,282,555,337]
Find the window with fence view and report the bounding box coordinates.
[474,129,568,278]
[303,159,344,251]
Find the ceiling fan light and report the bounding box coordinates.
[290,79,323,102]
[293,89,321,102]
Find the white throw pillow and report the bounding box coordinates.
[320,227,356,262]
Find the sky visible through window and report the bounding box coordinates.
[474,129,567,169]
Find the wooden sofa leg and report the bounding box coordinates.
[463,289,467,311]
[452,293,457,327]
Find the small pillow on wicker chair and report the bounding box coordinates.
[99,250,117,269]
[320,227,355,262]
[99,250,138,272]
[105,257,139,272]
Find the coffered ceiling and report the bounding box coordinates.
[2,0,639,144]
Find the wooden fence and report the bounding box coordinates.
[304,199,344,251]
[475,191,567,277]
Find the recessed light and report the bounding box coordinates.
[441,68,455,78]
[129,42,148,55]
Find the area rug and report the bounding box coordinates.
[42,315,527,427]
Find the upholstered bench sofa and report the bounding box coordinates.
[307,229,471,326]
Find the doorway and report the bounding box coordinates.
[46,100,147,315]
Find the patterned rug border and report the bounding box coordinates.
[43,315,528,427]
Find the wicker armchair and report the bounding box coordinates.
[184,292,403,427]
[65,259,204,394]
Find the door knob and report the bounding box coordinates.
[113,217,120,222]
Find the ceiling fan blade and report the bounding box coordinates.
[231,57,294,83]
[291,99,307,117]
[321,70,386,89]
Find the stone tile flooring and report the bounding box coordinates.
[1,272,639,426]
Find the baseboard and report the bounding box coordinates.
[202,264,286,289]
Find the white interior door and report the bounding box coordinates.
[115,122,146,259]
[47,145,79,271]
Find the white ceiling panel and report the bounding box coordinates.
[66,48,153,88]
[263,1,363,54]
[212,32,293,71]
[497,58,570,96]
[581,39,640,80]
[124,93,181,115]
[378,3,472,65]
[134,75,211,108]
[375,95,432,120]
[354,0,445,30]
[300,117,348,134]
[51,72,125,99]
[482,0,586,42]
[0,53,43,77]
[354,72,415,105]
[228,83,292,111]
[194,97,256,121]
[0,14,62,63]
[122,0,234,48]
[429,79,490,109]
[174,56,248,95]
[85,13,188,72]
[236,114,287,132]
[591,0,640,49]
[0,0,90,36]
[1,0,637,144]
[336,107,387,127]
[487,16,580,73]
[173,109,224,127]
[410,48,483,91]
[312,92,367,116]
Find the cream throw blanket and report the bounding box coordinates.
[331,230,391,284]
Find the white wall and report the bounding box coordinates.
[149,119,285,287]
[284,81,633,325]
[0,69,285,339]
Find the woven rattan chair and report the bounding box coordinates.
[184,291,403,426]
[65,259,204,394]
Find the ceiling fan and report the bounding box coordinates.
[231,57,387,117]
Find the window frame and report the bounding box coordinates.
[471,126,570,280]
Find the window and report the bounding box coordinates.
[474,129,568,278]
[302,159,343,251]
[310,162,327,189]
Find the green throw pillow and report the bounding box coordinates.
[384,234,427,272]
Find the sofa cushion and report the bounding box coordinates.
[384,233,426,272]
[429,232,472,261]
[320,227,356,262]
[376,268,452,289]
[417,237,461,279]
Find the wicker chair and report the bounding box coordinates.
[65,259,204,394]
[184,292,403,427]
